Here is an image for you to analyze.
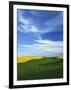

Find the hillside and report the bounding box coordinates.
[17,56,63,80]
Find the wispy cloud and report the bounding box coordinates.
[17,10,63,56]
[17,10,63,34]
[17,10,42,40]
[17,10,39,33]
[19,39,63,55]
[36,40,63,46]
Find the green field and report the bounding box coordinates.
[17,56,63,80]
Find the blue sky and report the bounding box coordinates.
[17,9,63,56]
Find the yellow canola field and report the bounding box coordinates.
[17,56,43,63]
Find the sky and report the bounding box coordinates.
[17,9,63,56]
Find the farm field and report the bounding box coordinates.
[17,56,63,80]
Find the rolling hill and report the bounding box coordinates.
[17,56,63,80]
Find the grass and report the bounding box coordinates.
[17,56,63,80]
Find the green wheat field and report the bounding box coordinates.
[17,56,63,80]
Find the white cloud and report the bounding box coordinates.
[18,11,39,33]
[18,10,30,25]
[19,24,38,33]
[18,10,63,34]
[36,40,63,46]
[19,17,30,25]
[19,39,63,54]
